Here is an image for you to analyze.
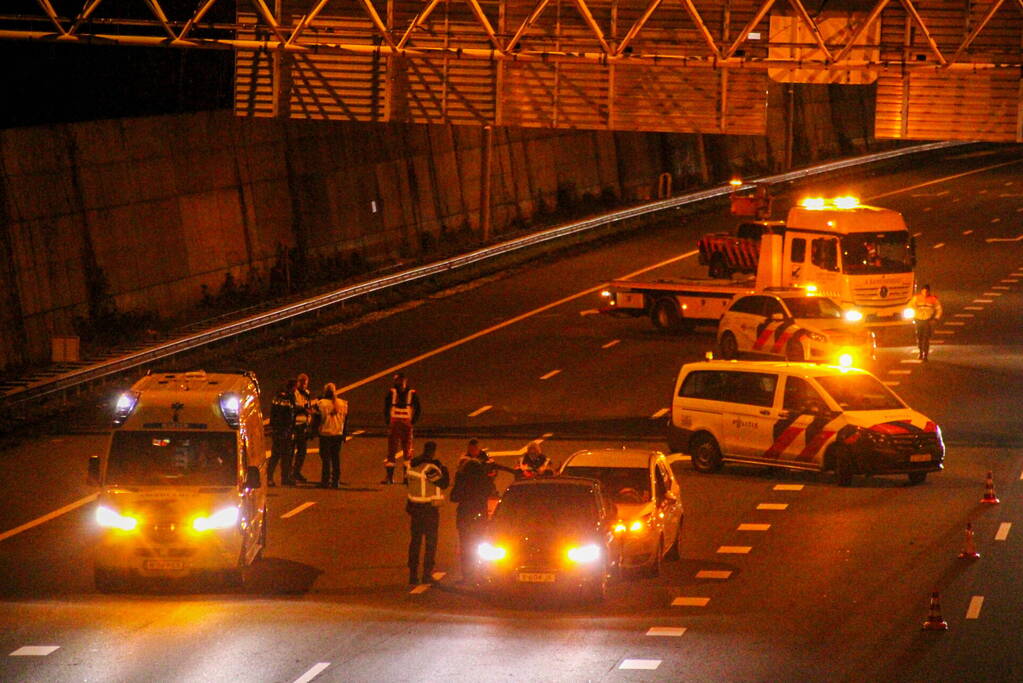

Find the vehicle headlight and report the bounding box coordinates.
[844,310,863,322]
[902,307,915,320]
[193,506,240,532]
[567,544,601,563]
[837,352,854,368]
[477,542,507,562]
[96,505,138,531]
[613,523,627,534]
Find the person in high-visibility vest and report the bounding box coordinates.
[383,372,421,484]
[912,284,943,361]
[405,441,449,586]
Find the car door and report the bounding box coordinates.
[726,296,767,351]
[654,459,683,546]
[769,375,837,468]
[721,371,782,458]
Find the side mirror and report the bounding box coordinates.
[770,312,785,321]
[87,454,101,487]
[244,465,261,490]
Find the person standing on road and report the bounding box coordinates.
[912,284,943,361]
[405,441,449,586]
[291,373,312,484]
[515,441,555,480]
[267,379,297,487]
[449,439,500,584]
[383,373,421,485]
[312,382,348,488]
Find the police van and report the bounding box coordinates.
[88,370,269,590]
[667,360,944,486]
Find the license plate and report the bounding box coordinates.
[909,454,932,463]
[143,559,186,571]
[517,572,556,583]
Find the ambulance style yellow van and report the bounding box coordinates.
[667,361,944,486]
[88,370,268,590]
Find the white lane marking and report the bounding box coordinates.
[696,570,732,579]
[922,207,932,212]
[934,330,956,335]
[911,191,949,197]
[953,313,974,318]
[995,522,1011,541]
[992,286,1012,290]
[883,381,900,387]
[757,503,788,510]
[738,523,771,531]
[932,243,945,249]
[333,250,699,396]
[888,369,912,375]
[867,159,1023,201]
[973,299,993,303]
[578,308,599,316]
[620,659,661,670]
[982,292,1003,297]
[539,369,561,380]
[601,339,621,349]
[672,596,710,606]
[0,493,98,543]
[1001,279,1019,283]
[293,662,331,683]
[900,359,923,364]
[432,572,446,581]
[913,231,923,237]
[10,646,60,656]
[717,546,752,554]
[992,217,1001,223]
[409,584,431,594]
[966,596,984,620]
[986,235,1023,243]
[468,405,492,417]
[962,229,974,235]
[930,340,946,345]
[650,408,669,419]
[773,484,804,491]
[946,322,966,326]
[281,502,316,519]
[350,429,366,436]
[965,305,984,310]
[647,627,686,637]
[541,432,554,439]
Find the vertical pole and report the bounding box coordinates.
[480,124,494,242]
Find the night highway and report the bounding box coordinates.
[2,145,1022,681]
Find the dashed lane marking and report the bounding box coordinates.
[913,231,923,237]
[867,159,1023,202]
[888,369,912,374]
[0,493,98,544]
[966,596,984,620]
[992,217,1002,223]
[650,408,669,419]
[963,230,974,235]
[973,299,994,303]
[965,306,984,310]
[900,359,923,364]
[934,330,956,335]
[620,659,661,671]
[982,292,1003,297]
[757,503,788,510]
[995,523,1011,541]
[717,546,752,554]
[468,405,492,417]
[946,322,966,326]
[696,570,732,579]
[672,597,710,606]
[409,584,431,594]
[883,382,900,387]
[1001,279,1019,283]
[738,524,771,531]
[933,243,945,249]
[953,314,974,318]
[986,235,1023,243]
[930,339,946,345]
[432,572,446,581]
[922,207,932,212]
[992,286,1012,290]
[647,627,686,637]
[281,502,316,519]
[911,191,949,197]
[293,662,331,683]
[539,369,562,380]
[773,484,804,491]
[578,309,599,316]
[10,646,60,656]
[601,339,621,349]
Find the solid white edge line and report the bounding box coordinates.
[10,646,60,656]
[619,659,662,670]
[292,662,331,683]
[773,484,804,490]
[646,627,686,637]
[281,502,317,519]
[468,405,493,417]
[601,339,621,349]
[539,369,562,380]
[0,493,98,543]
[650,408,669,419]
[966,596,984,620]
[995,522,1011,541]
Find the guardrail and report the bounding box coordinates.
[1,140,965,407]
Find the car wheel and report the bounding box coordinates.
[719,331,739,360]
[908,472,927,485]
[664,518,683,561]
[645,537,663,578]
[691,434,723,473]
[651,297,683,332]
[709,255,731,279]
[94,567,123,593]
[786,339,805,362]
[835,448,854,487]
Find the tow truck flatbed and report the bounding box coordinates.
[601,277,755,331]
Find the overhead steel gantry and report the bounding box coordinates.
[3,1,1023,139]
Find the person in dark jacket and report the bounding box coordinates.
[515,441,555,480]
[267,379,297,487]
[291,373,312,483]
[405,441,449,586]
[383,372,422,484]
[450,439,500,584]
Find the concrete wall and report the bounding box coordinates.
[0,84,879,371]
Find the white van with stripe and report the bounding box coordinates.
[668,361,944,486]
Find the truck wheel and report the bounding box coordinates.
[709,255,731,279]
[785,339,805,362]
[691,434,723,473]
[651,298,683,332]
[719,332,739,360]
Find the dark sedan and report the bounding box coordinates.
[475,477,621,602]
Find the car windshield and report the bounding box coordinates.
[815,375,906,411]
[841,231,913,274]
[561,466,651,504]
[106,431,237,487]
[783,296,844,319]
[494,484,599,526]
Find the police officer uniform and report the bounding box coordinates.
[405,441,449,585]
[267,382,296,486]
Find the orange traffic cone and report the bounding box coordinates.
[980,471,1000,504]
[958,523,980,560]
[922,591,949,631]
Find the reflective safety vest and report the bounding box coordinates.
[389,388,415,420]
[407,462,445,503]
[913,293,942,322]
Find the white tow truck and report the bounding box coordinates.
[600,195,918,331]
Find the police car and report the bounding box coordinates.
[717,289,875,367]
[667,360,944,486]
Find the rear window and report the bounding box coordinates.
[679,370,778,407]
[814,374,905,411]
[107,431,237,487]
[561,466,651,504]
[495,484,598,525]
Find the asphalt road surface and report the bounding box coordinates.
[2,145,1023,682]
